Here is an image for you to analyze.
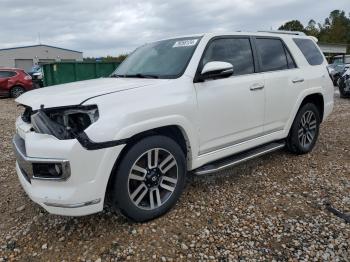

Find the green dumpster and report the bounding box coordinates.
[42,62,120,87]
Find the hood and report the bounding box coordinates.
[16,77,164,110]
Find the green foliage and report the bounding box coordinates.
[278,20,304,32]
[84,54,128,63]
[278,9,350,50]
[103,54,128,62]
[318,10,350,44]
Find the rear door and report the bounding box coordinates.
[254,37,308,133]
[194,36,265,154]
[0,71,10,95]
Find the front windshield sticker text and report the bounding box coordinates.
[173,39,198,48]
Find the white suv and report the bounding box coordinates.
[13,31,334,221]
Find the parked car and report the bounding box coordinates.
[327,63,349,86]
[0,68,33,98]
[27,65,44,88]
[338,68,350,98]
[331,54,350,65]
[12,31,334,222]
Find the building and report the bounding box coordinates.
[0,44,83,72]
[318,42,348,62]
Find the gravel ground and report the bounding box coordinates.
[0,92,349,261]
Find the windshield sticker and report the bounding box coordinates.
[173,39,198,48]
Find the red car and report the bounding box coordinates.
[0,68,34,98]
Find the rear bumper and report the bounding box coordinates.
[324,100,334,121]
[13,117,125,216]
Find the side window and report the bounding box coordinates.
[0,71,16,78]
[256,38,288,72]
[8,71,17,77]
[285,46,296,69]
[293,38,324,66]
[202,38,255,76]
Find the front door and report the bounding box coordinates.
[194,37,265,155]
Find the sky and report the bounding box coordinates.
[0,0,349,57]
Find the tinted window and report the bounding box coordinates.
[293,38,324,66]
[202,38,255,76]
[256,38,288,72]
[0,71,16,78]
[285,47,296,69]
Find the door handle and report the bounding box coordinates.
[250,83,264,91]
[292,78,304,83]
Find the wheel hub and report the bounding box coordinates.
[145,168,161,188]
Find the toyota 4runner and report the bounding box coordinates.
[12,31,334,221]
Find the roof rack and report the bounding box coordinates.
[258,30,306,36]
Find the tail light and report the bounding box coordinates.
[24,75,32,80]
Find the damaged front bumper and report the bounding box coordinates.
[13,116,125,216]
[13,134,71,181]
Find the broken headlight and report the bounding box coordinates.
[31,105,99,140]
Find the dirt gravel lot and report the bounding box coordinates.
[0,92,349,261]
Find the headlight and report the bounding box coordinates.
[31,105,99,140]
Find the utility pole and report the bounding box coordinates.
[38,32,41,45]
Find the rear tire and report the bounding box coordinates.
[10,86,25,98]
[110,135,186,222]
[286,103,320,155]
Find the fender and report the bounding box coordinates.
[283,86,324,135]
[85,114,199,168]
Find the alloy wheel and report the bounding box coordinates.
[298,110,317,148]
[127,148,178,210]
[11,87,24,98]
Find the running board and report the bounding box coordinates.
[194,141,285,176]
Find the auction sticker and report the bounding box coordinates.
[173,39,198,48]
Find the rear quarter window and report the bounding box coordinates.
[0,71,16,78]
[293,38,324,66]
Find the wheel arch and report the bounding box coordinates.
[284,91,325,138]
[299,93,324,122]
[104,125,192,206]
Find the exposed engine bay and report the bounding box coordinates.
[21,105,99,140]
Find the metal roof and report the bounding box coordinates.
[0,44,82,53]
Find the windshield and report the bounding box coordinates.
[112,37,201,79]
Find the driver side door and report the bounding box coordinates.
[194,37,265,155]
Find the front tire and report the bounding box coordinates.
[286,103,320,155]
[110,135,186,222]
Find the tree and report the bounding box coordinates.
[103,54,128,63]
[277,10,350,52]
[278,20,305,32]
[318,10,350,43]
[304,19,319,37]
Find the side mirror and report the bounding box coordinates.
[200,61,233,80]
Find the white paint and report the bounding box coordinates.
[14,32,334,216]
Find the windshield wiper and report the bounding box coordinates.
[124,73,159,79]
[110,73,124,78]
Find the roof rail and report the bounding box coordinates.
[258,30,306,36]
